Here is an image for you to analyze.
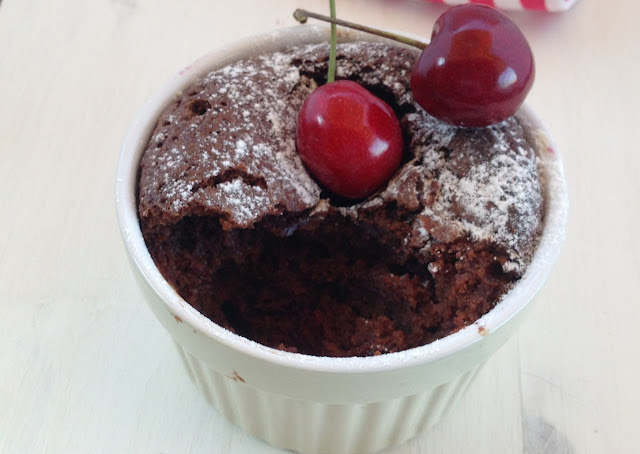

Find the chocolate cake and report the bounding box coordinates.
[138,42,543,357]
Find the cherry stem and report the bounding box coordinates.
[293,9,427,50]
[327,0,337,83]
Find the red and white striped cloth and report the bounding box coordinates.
[425,0,579,12]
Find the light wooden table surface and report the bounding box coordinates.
[1,0,638,452]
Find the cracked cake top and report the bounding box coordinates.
[138,42,543,272]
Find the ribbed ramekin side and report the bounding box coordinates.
[178,344,484,454]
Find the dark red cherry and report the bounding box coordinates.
[296,80,403,199]
[411,5,535,127]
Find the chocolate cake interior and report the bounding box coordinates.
[144,207,517,357]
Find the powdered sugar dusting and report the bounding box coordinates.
[386,108,543,269]
[440,152,540,265]
[215,179,271,226]
[139,44,325,227]
[139,41,542,270]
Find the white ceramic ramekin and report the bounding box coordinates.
[116,25,568,454]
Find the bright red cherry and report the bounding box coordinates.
[296,80,403,199]
[410,5,535,127]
